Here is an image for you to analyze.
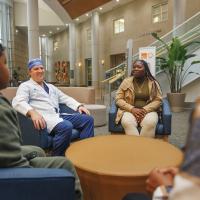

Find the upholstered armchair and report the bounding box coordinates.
[109,98,172,140]
[0,168,75,200]
[18,104,80,148]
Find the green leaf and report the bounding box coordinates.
[152,33,200,93]
[191,60,200,65]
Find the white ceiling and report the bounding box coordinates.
[14,0,135,37]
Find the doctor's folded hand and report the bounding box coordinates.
[78,106,90,115]
[27,109,46,130]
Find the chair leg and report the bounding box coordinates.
[155,135,169,142]
[111,132,124,135]
[162,135,169,142]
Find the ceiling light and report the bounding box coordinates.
[76,18,79,21]
[56,27,60,31]
[116,0,119,2]
[49,31,52,34]
[65,23,69,26]
[86,13,89,17]
[42,34,46,37]
[15,29,18,33]
[99,7,103,10]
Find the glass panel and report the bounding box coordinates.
[114,18,124,34]
[162,3,168,12]
[87,29,91,41]
[153,15,160,23]
[114,20,119,34]
[152,2,168,23]
[162,12,168,21]
[153,7,160,15]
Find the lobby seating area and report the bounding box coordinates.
[2,86,107,128]
[0,0,199,199]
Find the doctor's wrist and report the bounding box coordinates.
[77,104,84,110]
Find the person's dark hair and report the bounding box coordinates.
[0,43,5,56]
[132,59,156,81]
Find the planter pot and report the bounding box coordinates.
[167,93,186,112]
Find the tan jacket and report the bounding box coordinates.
[115,76,162,124]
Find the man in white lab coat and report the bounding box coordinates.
[12,58,94,156]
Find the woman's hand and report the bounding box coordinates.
[131,108,147,123]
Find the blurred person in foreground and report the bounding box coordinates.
[122,98,200,200]
[0,43,82,200]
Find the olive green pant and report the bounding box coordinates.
[21,145,83,200]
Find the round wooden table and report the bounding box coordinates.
[66,135,183,200]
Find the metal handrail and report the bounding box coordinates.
[103,11,200,104]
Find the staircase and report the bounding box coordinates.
[102,11,200,104]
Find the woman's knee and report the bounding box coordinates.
[122,113,137,128]
[142,115,158,128]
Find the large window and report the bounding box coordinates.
[114,18,125,34]
[152,2,168,23]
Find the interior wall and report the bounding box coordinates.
[51,30,69,63]
[185,0,200,19]
[13,29,28,81]
[13,0,200,85]
[14,1,64,26]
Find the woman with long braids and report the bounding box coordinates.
[115,59,162,137]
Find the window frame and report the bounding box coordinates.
[113,17,125,35]
[152,1,168,24]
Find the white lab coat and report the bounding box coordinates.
[12,79,81,132]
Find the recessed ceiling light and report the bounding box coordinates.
[116,0,119,2]
[65,23,69,26]
[49,31,52,34]
[42,34,46,37]
[15,29,18,33]
[86,13,89,17]
[99,7,103,10]
[76,18,79,21]
[56,27,60,31]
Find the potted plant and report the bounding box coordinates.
[152,32,200,112]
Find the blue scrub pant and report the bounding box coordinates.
[50,113,94,156]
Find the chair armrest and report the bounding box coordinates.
[59,104,79,114]
[108,101,117,132]
[17,112,42,146]
[109,101,124,132]
[162,98,172,135]
[0,168,75,200]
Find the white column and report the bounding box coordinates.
[27,0,40,59]
[173,0,186,36]
[69,23,76,86]
[47,37,54,82]
[76,26,81,86]
[91,11,99,89]
[127,39,133,76]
